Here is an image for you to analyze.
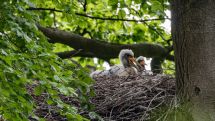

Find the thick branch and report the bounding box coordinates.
[27,7,168,22]
[38,25,169,61]
[166,54,174,61]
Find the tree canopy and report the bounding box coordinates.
[28,0,173,70]
[0,0,173,120]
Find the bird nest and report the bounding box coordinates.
[91,74,175,121]
[27,74,175,121]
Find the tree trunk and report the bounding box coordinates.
[172,0,215,120]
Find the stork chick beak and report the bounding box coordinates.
[129,57,136,65]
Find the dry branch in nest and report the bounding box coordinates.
[91,74,175,121]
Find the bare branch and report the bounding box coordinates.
[83,0,87,12]
[143,21,168,41]
[27,7,63,12]
[75,13,168,22]
[26,7,169,22]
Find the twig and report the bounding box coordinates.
[26,7,168,22]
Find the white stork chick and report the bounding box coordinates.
[136,56,146,71]
[136,56,153,75]
[113,49,139,76]
[90,49,139,78]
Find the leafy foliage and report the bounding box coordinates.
[0,0,94,120]
[162,60,175,75]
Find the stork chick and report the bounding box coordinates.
[136,56,146,71]
[136,56,153,75]
[90,49,139,78]
[110,49,139,76]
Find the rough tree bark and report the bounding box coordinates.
[172,0,215,120]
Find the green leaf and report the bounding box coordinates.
[1,49,8,56]
[118,9,126,18]
[54,75,61,81]
[151,0,163,12]
[134,0,142,4]
[46,99,54,105]
[34,86,44,96]
[108,0,118,9]
[23,34,32,42]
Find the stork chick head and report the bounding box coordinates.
[136,56,145,66]
[119,49,135,68]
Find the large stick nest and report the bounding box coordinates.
[27,73,175,121]
[91,74,175,121]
